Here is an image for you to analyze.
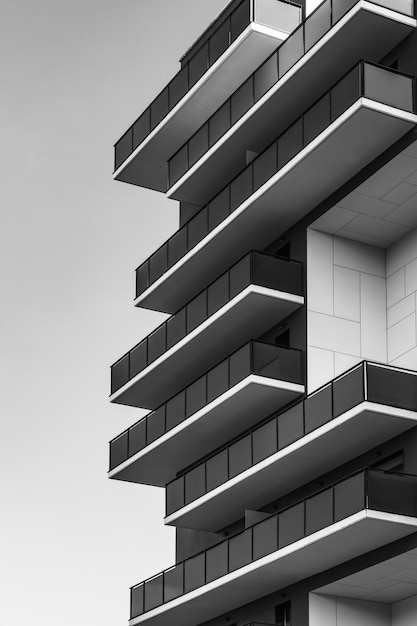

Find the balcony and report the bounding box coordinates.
[109,341,304,486]
[135,61,417,313]
[113,0,302,193]
[167,0,416,206]
[129,469,417,626]
[111,252,303,408]
[164,362,417,530]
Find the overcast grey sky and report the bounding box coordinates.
[1,1,318,624]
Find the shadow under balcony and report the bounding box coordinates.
[135,61,417,313]
[111,252,303,409]
[109,341,304,487]
[130,469,417,626]
[113,0,302,193]
[165,362,417,531]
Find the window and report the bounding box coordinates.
[275,600,291,626]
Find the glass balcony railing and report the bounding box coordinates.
[112,251,303,395]
[165,362,417,515]
[114,0,302,172]
[131,468,417,618]
[136,60,415,301]
[109,341,303,472]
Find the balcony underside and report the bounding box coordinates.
[137,101,417,312]
[130,511,417,626]
[114,24,291,193]
[111,287,303,409]
[169,2,417,205]
[165,403,417,531]
[109,375,304,487]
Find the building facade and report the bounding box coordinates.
[109,1,417,625]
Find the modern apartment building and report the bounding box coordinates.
[109,1,417,625]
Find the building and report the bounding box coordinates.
[109,1,417,625]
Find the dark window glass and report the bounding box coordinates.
[333,364,364,417]
[231,77,254,124]
[208,273,229,317]
[148,325,166,363]
[189,124,209,167]
[169,145,188,186]
[304,384,332,434]
[230,166,253,211]
[229,344,251,387]
[229,254,250,298]
[186,291,207,333]
[306,487,333,535]
[231,0,251,42]
[133,109,151,149]
[185,464,205,504]
[253,419,277,463]
[115,130,133,170]
[229,434,252,478]
[332,0,357,24]
[206,541,228,582]
[169,67,189,109]
[189,43,209,87]
[131,585,144,618]
[334,472,365,522]
[146,406,165,443]
[279,502,304,548]
[207,450,228,491]
[254,52,278,102]
[167,308,186,349]
[305,0,331,51]
[168,227,188,267]
[186,376,206,417]
[130,340,147,377]
[150,88,169,130]
[207,360,229,402]
[111,355,130,393]
[149,245,168,284]
[278,119,303,169]
[136,263,149,298]
[209,101,231,147]
[110,432,128,470]
[276,601,291,626]
[366,364,417,412]
[144,575,163,612]
[166,391,186,430]
[253,516,277,560]
[278,403,304,450]
[208,186,230,230]
[184,553,205,592]
[253,142,277,190]
[331,65,360,121]
[166,477,184,515]
[303,93,330,145]
[229,529,252,571]
[187,207,208,249]
[129,419,146,456]
[279,26,304,77]
[164,564,184,602]
[209,18,230,65]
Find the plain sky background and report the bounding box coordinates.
[1,1,319,624]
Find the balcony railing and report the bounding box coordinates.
[167,0,415,189]
[109,341,303,472]
[135,61,416,305]
[131,468,417,618]
[165,361,417,516]
[114,0,302,172]
[112,251,303,396]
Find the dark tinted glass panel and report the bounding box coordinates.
[209,101,231,147]
[150,88,169,130]
[136,264,149,297]
[279,502,304,548]
[186,291,207,333]
[255,52,278,102]
[111,355,129,393]
[253,343,281,378]
[365,64,414,112]
[147,406,165,443]
[110,432,128,469]
[169,145,188,186]
[148,325,166,363]
[149,245,168,284]
[253,419,277,463]
[278,119,303,169]
[331,65,360,121]
[278,403,304,449]
[305,0,331,51]
[230,254,250,298]
[164,564,184,602]
[206,541,228,582]
[279,26,304,77]
[129,419,147,456]
[367,365,417,411]
[229,344,251,386]
[306,488,333,534]
[229,434,252,478]
[166,477,184,515]
[131,585,144,618]
[334,472,364,522]
[303,93,330,145]
[333,365,364,417]
[188,207,208,249]
[208,273,229,316]
[189,43,209,87]
[207,360,229,402]
[208,186,230,230]
[332,0,358,24]
[253,516,277,560]
[169,67,188,108]
[230,166,253,212]
[209,19,230,65]
[133,109,151,149]
[231,0,251,41]
[115,131,132,170]
[189,124,209,167]
[186,376,206,417]
[231,78,254,124]
[207,450,228,491]
[253,142,277,190]
[229,530,252,570]
[166,391,186,430]
[167,308,186,349]
[304,384,332,434]
[369,472,417,517]
[185,464,205,504]
[144,575,163,611]
[130,341,147,377]
[184,553,205,592]
[168,227,188,267]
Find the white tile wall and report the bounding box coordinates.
[307,229,334,315]
[392,594,417,626]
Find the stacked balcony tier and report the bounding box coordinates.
[135,61,417,312]
[167,0,416,206]
[111,252,304,408]
[109,340,304,486]
[130,469,417,626]
[113,0,302,192]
